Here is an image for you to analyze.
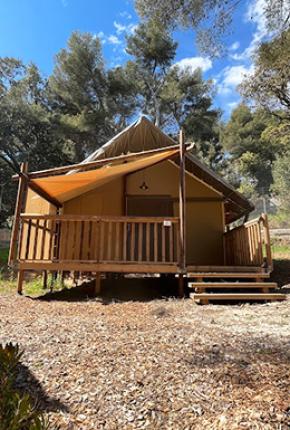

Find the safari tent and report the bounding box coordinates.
[9,116,285,303]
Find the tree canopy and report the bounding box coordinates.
[240,29,290,119]
[135,0,290,56]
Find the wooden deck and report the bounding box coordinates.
[13,212,282,303]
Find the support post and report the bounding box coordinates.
[17,270,24,295]
[43,270,48,289]
[94,272,101,295]
[178,129,186,298]
[9,162,28,266]
[262,213,272,270]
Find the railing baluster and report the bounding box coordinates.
[154,222,158,262]
[123,221,127,262]
[32,219,40,260]
[99,221,105,261]
[162,223,166,262]
[49,220,56,260]
[130,223,135,262]
[40,219,47,260]
[138,223,143,261]
[169,224,173,262]
[146,223,150,262]
[115,222,120,261]
[25,219,32,260]
[107,221,113,261]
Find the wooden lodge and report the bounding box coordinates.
[9,117,285,303]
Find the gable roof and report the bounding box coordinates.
[82,116,254,223]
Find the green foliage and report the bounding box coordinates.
[241,29,290,117]
[0,248,9,265]
[48,31,137,160]
[134,0,238,56]
[135,0,290,56]
[0,343,48,430]
[272,149,290,210]
[222,104,281,196]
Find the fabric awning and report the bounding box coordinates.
[31,148,179,203]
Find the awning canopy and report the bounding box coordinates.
[31,148,179,203]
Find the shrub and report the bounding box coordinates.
[0,343,48,430]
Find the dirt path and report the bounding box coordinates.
[0,295,289,429]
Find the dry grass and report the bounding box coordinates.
[0,291,289,429]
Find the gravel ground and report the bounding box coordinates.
[0,294,289,429]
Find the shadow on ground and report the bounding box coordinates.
[15,363,68,413]
[271,259,290,289]
[36,276,180,303]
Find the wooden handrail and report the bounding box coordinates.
[20,214,179,222]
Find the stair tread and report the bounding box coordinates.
[191,293,286,300]
[187,272,270,278]
[188,282,277,289]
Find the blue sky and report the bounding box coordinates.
[0,0,267,118]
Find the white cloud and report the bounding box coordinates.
[217,64,254,95]
[114,21,137,35]
[114,21,127,34]
[174,57,213,73]
[227,101,239,110]
[120,11,132,19]
[230,0,270,61]
[108,35,122,45]
[229,41,240,51]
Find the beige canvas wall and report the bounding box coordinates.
[126,161,224,265]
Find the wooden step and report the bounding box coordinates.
[191,293,286,303]
[188,282,277,290]
[187,272,270,279]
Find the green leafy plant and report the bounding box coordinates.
[0,343,49,430]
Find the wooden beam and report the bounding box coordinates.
[19,262,179,273]
[178,129,186,297]
[179,130,186,270]
[13,144,191,180]
[9,162,28,266]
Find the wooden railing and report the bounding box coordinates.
[224,214,272,268]
[18,215,180,265]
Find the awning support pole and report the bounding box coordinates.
[9,162,28,267]
[178,129,186,297]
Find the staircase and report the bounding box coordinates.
[187,271,286,304]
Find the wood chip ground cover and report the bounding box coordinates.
[0,295,289,429]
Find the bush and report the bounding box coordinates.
[0,343,48,430]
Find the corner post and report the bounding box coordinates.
[178,129,186,297]
[8,162,28,267]
[262,213,272,270]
